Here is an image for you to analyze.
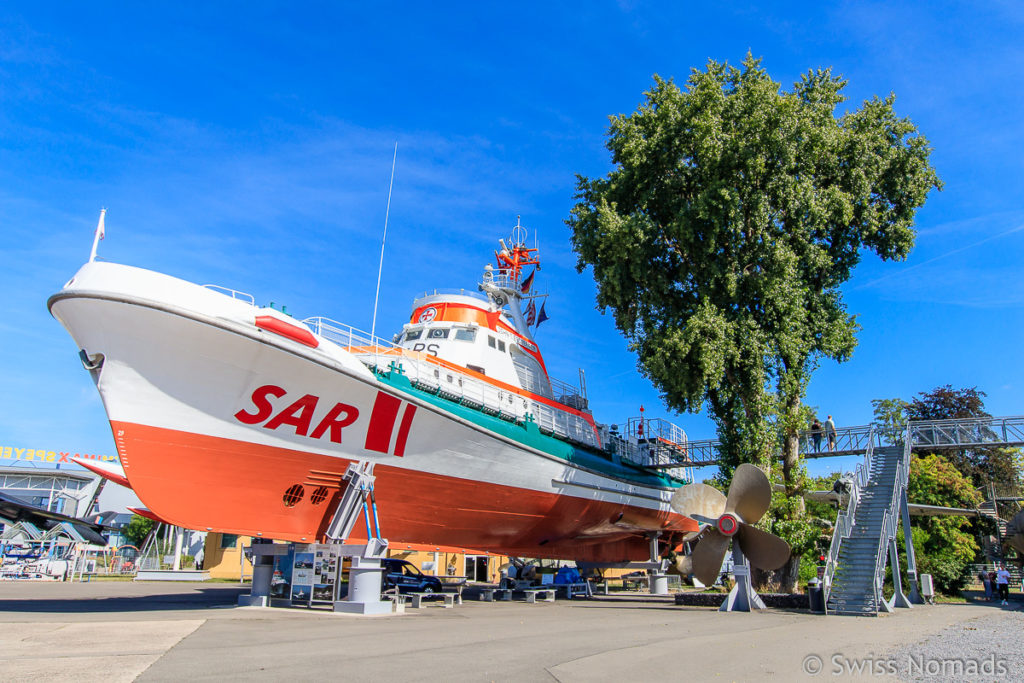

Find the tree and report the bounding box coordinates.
[900,453,981,594]
[568,54,941,494]
[122,514,156,547]
[568,54,941,592]
[870,397,908,443]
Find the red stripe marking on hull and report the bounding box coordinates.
[364,392,401,453]
[393,404,417,457]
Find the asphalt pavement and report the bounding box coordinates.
[0,581,1016,682]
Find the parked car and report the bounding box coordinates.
[381,559,443,594]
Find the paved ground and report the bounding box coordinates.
[0,581,1019,682]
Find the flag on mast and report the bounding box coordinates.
[525,299,536,327]
[536,301,549,328]
[520,268,535,293]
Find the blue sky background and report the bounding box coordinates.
[2,2,1022,509]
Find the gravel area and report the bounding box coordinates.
[886,605,1024,682]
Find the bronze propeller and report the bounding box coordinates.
[669,463,791,585]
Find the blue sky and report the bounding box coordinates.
[2,2,1023,508]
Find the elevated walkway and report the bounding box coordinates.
[643,415,1024,469]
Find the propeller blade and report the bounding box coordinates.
[670,554,692,576]
[725,463,772,524]
[690,528,730,586]
[670,483,727,524]
[737,524,791,571]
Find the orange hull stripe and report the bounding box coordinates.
[112,421,696,560]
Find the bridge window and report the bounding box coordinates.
[498,340,506,352]
[427,328,449,339]
[405,329,422,341]
[454,328,476,342]
[488,335,496,348]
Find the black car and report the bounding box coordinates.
[381,559,444,594]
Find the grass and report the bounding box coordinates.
[935,594,968,604]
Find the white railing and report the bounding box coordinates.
[332,344,601,451]
[416,287,490,302]
[870,443,910,611]
[873,509,894,609]
[202,284,255,305]
[303,317,607,452]
[303,316,396,351]
[908,415,1024,449]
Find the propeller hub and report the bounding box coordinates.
[716,513,740,537]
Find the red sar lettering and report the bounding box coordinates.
[234,384,359,444]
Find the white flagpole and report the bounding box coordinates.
[88,208,106,262]
[370,143,398,362]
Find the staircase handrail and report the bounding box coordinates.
[823,426,876,610]
[873,507,895,608]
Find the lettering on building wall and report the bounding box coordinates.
[0,446,117,464]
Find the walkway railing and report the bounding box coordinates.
[643,416,1024,471]
[908,416,1024,450]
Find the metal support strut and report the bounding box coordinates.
[720,546,766,612]
[327,461,391,615]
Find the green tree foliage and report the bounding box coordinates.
[568,54,941,484]
[901,453,981,593]
[870,397,909,443]
[122,514,156,547]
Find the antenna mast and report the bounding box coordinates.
[88,208,106,262]
[370,143,398,363]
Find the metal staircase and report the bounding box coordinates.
[826,446,897,614]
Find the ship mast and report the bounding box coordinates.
[479,217,540,337]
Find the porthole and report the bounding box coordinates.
[310,486,329,505]
[283,484,305,507]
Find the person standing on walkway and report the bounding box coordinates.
[996,564,1011,605]
[810,418,823,452]
[980,569,992,601]
[825,415,837,452]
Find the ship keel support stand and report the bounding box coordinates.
[648,532,670,595]
[240,461,394,615]
[326,461,392,615]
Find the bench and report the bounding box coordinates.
[382,593,406,613]
[523,589,556,603]
[555,582,592,599]
[479,588,513,602]
[409,592,459,609]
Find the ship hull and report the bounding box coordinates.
[49,262,695,561]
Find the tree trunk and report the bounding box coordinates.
[782,394,802,494]
[752,555,801,594]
